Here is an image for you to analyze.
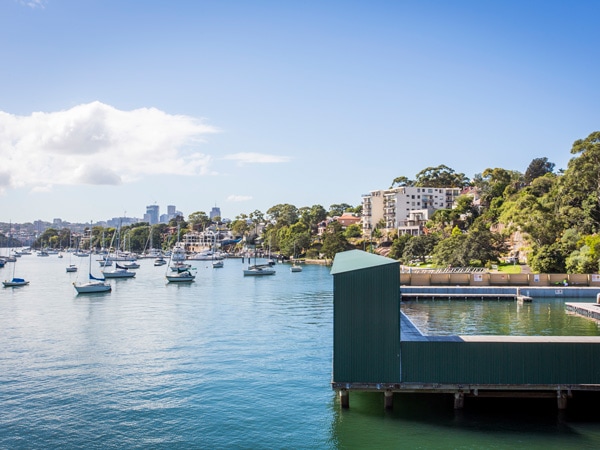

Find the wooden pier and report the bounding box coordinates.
[401,292,518,301]
[565,302,600,321]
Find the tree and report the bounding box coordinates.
[329,204,352,217]
[475,168,523,208]
[414,165,469,188]
[321,221,349,259]
[299,204,327,232]
[402,234,438,264]
[461,229,507,266]
[344,223,362,239]
[524,157,555,184]
[556,131,600,234]
[267,204,299,227]
[390,176,414,188]
[275,222,311,257]
[427,208,459,237]
[188,211,210,231]
[230,214,250,239]
[388,234,412,260]
[529,243,567,273]
[431,234,468,267]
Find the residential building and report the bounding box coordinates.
[335,212,361,228]
[362,186,462,236]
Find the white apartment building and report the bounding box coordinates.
[362,186,462,235]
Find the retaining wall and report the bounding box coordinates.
[400,272,600,287]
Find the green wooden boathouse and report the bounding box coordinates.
[331,250,600,410]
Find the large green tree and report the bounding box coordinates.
[414,165,469,188]
[321,221,349,259]
[402,234,438,264]
[524,157,555,184]
[556,131,600,234]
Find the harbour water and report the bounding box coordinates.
[2,255,600,449]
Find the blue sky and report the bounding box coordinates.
[1,0,599,224]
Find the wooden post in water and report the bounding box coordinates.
[339,389,349,409]
[384,390,394,410]
[454,392,464,409]
[557,391,568,410]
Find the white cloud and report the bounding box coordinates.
[227,194,253,202]
[222,152,292,165]
[18,0,46,8]
[0,101,218,194]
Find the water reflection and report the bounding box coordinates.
[401,298,600,336]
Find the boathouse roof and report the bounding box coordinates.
[330,249,398,275]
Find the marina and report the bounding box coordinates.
[3,253,600,447]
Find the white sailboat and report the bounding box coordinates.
[3,224,28,287]
[100,224,136,279]
[66,231,78,273]
[73,253,111,293]
[243,250,276,276]
[2,261,29,287]
[166,266,196,282]
[290,243,302,272]
[102,262,136,278]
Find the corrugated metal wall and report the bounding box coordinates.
[333,263,400,383]
[401,341,600,384]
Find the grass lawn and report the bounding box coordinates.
[496,263,522,274]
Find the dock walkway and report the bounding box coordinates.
[566,302,600,321]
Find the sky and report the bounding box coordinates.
[1,0,599,224]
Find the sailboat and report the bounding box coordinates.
[166,265,196,282]
[2,261,29,287]
[66,231,78,273]
[290,242,302,272]
[73,234,111,293]
[243,249,276,276]
[3,224,28,287]
[100,224,136,279]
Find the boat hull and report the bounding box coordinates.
[243,268,276,276]
[2,280,29,287]
[166,275,195,282]
[102,271,136,278]
[73,282,112,293]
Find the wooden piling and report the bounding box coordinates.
[339,389,349,409]
[557,391,568,410]
[384,390,394,410]
[454,392,464,409]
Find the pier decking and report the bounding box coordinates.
[566,302,600,321]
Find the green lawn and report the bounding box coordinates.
[496,263,522,274]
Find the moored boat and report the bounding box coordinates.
[243,264,276,276]
[102,263,136,278]
[3,277,29,287]
[73,253,111,293]
[166,268,196,282]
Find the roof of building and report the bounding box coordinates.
[330,249,398,275]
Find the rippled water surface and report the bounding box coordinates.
[2,255,600,449]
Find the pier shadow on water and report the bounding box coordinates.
[330,391,600,449]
